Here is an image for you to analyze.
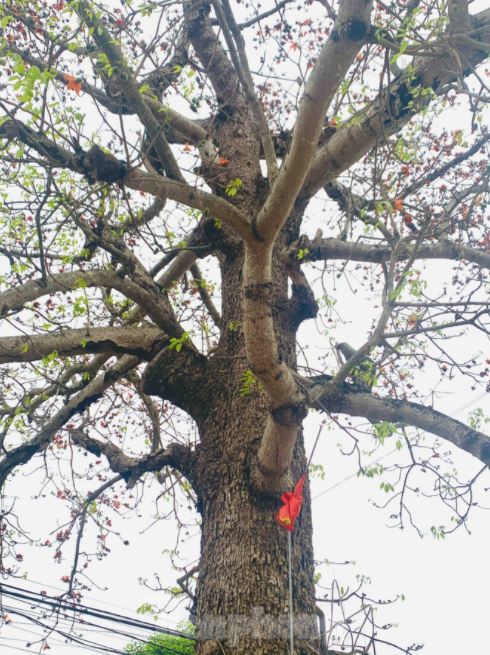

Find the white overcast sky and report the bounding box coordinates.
[1,0,490,654]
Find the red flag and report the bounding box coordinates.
[275,473,307,533]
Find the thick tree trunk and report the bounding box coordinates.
[192,248,318,654]
[194,377,317,655]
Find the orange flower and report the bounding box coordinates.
[276,473,307,533]
[218,156,229,165]
[63,74,82,95]
[393,198,404,213]
[184,142,192,152]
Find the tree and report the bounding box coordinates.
[0,0,489,652]
[126,626,194,655]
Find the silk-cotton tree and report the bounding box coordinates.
[1,0,490,652]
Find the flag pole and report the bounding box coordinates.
[283,426,323,655]
[288,530,294,655]
[276,470,309,654]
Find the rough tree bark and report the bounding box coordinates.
[143,231,317,654]
[1,0,490,653]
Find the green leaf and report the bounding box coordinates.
[399,40,409,55]
[28,65,42,80]
[239,370,263,397]
[168,332,193,353]
[225,178,243,197]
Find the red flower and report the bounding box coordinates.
[63,74,82,95]
[393,198,404,213]
[276,473,307,532]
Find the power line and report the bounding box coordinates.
[2,394,486,653]
[0,643,50,654]
[0,582,195,655]
[1,605,129,655]
[2,603,191,655]
[22,577,185,626]
[1,608,188,655]
[0,583,195,641]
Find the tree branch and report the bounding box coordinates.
[255,0,372,241]
[304,8,490,197]
[76,0,184,181]
[68,474,123,594]
[287,236,490,270]
[211,0,278,182]
[241,0,373,487]
[0,327,166,365]
[448,0,470,35]
[185,0,242,112]
[125,169,252,239]
[70,430,196,488]
[0,269,121,316]
[0,266,179,335]
[311,385,490,468]
[0,43,207,147]
[0,355,139,487]
[0,119,251,239]
[190,263,221,328]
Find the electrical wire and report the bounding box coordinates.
[0,582,194,655]
[1,392,486,654]
[22,577,185,626]
[2,603,190,655]
[0,583,194,640]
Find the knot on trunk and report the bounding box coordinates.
[345,18,368,41]
[202,217,242,254]
[76,145,127,185]
[271,401,308,427]
[244,282,273,302]
[286,282,319,329]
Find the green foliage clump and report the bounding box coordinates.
[126,633,194,654]
[126,622,194,654]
